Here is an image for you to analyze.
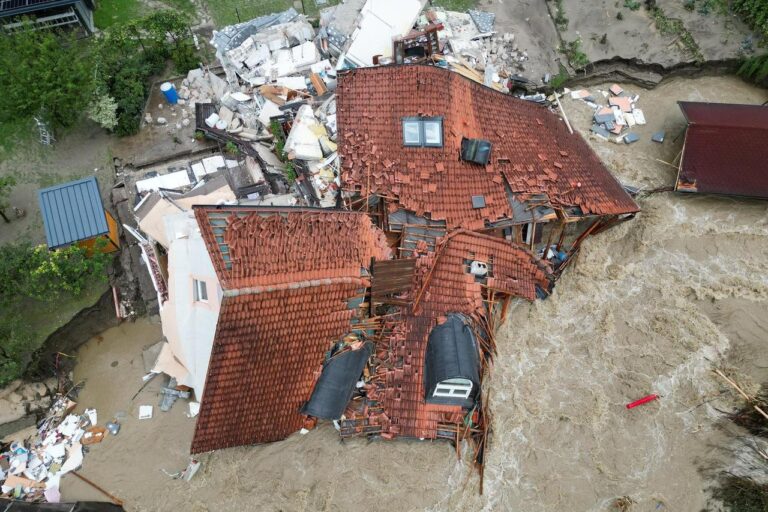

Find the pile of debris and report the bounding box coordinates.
[569,84,660,144]
[177,1,541,210]
[0,397,114,503]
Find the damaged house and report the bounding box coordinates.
[177,65,638,468]
[337,65,639,266]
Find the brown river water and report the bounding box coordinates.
[61,76,768,511]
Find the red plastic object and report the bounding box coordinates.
[626,394,659,409]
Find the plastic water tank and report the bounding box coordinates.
[160,82,179,104]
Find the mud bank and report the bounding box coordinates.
[61,76,768,511]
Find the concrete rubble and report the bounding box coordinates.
[174,1,552,216]
[568,83,649,144]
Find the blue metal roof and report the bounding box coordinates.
[38,176,109,249]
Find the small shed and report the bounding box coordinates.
[424,315,481,407]
[676,101,768,199]
[38,176,119,253]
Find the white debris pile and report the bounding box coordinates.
[281,103,340,207]
[212,9,319,86]
[429,8,529,91]
[0,397,114,503]
[567,83,652,145]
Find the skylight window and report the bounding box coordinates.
[402,117,443,147]
[423,119,443,146]
[403,119,422,146]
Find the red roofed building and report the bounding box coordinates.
[676,101,768,199]
[190,206,391,453]
[337,65,638,252]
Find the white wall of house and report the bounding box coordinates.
[156,212,221,399]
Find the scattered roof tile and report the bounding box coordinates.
[364,231,551,439]
[337,65,638,229]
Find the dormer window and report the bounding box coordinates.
[402,117,443,147]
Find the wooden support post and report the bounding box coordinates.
[555,220,567,252]
[71,471,124,506]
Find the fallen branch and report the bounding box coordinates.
[714,368,768,421]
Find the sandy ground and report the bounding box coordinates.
[492,0,754,76]
[487,0,562,82]
[113,78,215,168]
[58,75,768,511]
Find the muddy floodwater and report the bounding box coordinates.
[63,75,768,512]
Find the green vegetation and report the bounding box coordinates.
[651,7,704,62]
[425,0,477,11]
[271,120,288,161]
[284,161,297,184]
[733,0,768,41]
[95,11,201,135]
[738,53,768,83]
[0,27,96,130]
[95,0,196,28]
[94,0,145,28]
[205,0,341,28]
[550,64,570,89]
[0,243,111,385]
[0,11,200,137]
[623,0,641,10]
[224,141,240,155]
[554,0,569,30]
[560,38,590,69]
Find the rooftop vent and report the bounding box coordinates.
[461,138,492,165]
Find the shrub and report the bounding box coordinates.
[284,161,298,184]
[738,53,768,84]
[733,0,768,42]
[554,0,569,29]
[0,242,111,306]
[623,0,641,10]
[561,38,590,69]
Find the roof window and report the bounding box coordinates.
[402,117,443,147]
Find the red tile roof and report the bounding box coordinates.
[354,231,551,439]
[337,65,639,230]
[677,102,768,199]
[191,206,390,453]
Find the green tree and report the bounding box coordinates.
[0,176,16,223]
[0,241,111,305]
[93,10,200,136]
[0,24,95,129]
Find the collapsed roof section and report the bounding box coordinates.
[343,230,551,439]
[676,101,768,199]
[301,341,373,420]
[190,206,391,453]
[337,65,639,230]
